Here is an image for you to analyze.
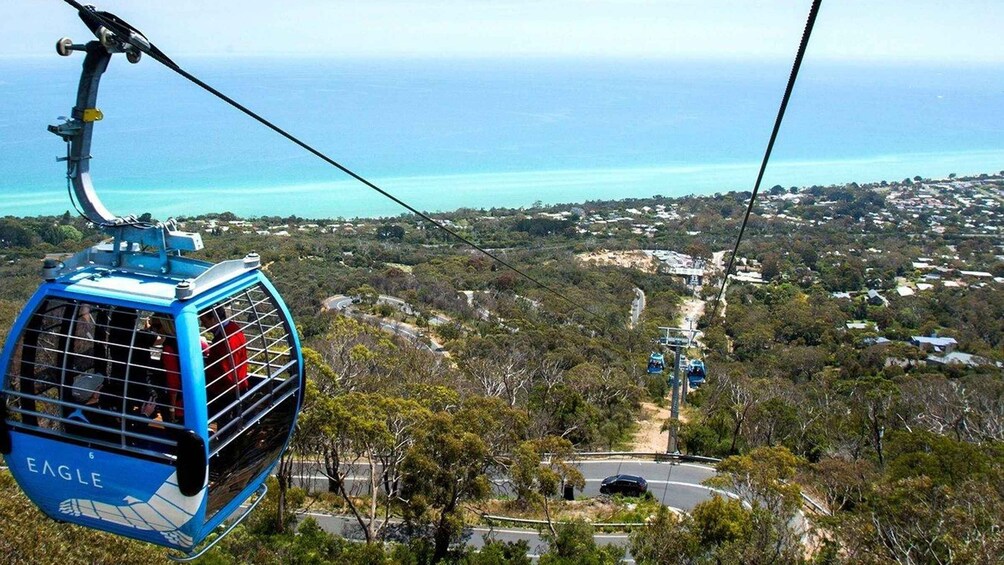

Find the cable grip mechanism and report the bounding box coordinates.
[45,6,203,279]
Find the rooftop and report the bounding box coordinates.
[911,336,958,347]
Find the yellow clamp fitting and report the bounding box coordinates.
[82,108,104,122]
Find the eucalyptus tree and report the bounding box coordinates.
[511,436,585,535]
[296,390,429,544]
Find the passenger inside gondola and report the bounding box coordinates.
[200,305,248,435]
[64,370,118,444]
[647,354,665,373]
[59,302,103,386]
[103,308,135,408]
[149,314,184,425]
[202,306,248,392]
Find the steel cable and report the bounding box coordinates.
[61,0,604,324]
[709,0,823,320]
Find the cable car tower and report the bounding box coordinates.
[0,6,304,560]
[655,326,697,454]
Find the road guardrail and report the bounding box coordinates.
[483,515,650,530]
[565,451,722,465]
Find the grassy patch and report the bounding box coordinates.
[474,492,661,527]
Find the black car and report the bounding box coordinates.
[599,474,648,496]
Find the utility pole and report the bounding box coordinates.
[681,317,691,406]
[658,327,693,454]
[667,341,682,454]
[660,324,696,410]
[681,356,689,404]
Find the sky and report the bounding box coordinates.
[3,0,1003,63]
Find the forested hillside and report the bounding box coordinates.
[1,176,1002,563]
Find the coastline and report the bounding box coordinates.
[4,57,1002,220]
[3,149,1001,220]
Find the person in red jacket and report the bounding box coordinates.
[200,306,248,428]
[149,314,184,424]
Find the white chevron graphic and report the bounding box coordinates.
[58,471,205,548]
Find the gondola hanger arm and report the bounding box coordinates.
[50,2,202,273]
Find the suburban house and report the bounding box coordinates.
[910,335,958,354]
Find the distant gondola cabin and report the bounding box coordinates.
[0,259,303,551]
[647,352,665,374]
[686,359,706,387]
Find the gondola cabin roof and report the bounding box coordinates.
[41,247,263,307]
[54,267,194,306]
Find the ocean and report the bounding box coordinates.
[1,57,1002,219]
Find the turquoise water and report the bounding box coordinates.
[1,58,1002,219]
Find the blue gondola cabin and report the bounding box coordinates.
[647,352,665,374]
[0,253,304,552]
[687,359,706,387]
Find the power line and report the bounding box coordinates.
[61,0,603,324]
[709,0,822,321]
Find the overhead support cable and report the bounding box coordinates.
[709,0,823,320]
[60,0,603,324]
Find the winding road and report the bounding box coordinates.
[293,457,721,559]
[323,294,445,353]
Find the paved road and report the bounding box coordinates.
[322,294,445,353]
[575,460,722,511]
[375,294,450,326]
[293,457,718,561]
[295,457,822,559]
[323,294,354,311]
[295,459,719,510]
[303,513,636,562]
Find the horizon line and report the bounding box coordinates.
[2,52,1004,67]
